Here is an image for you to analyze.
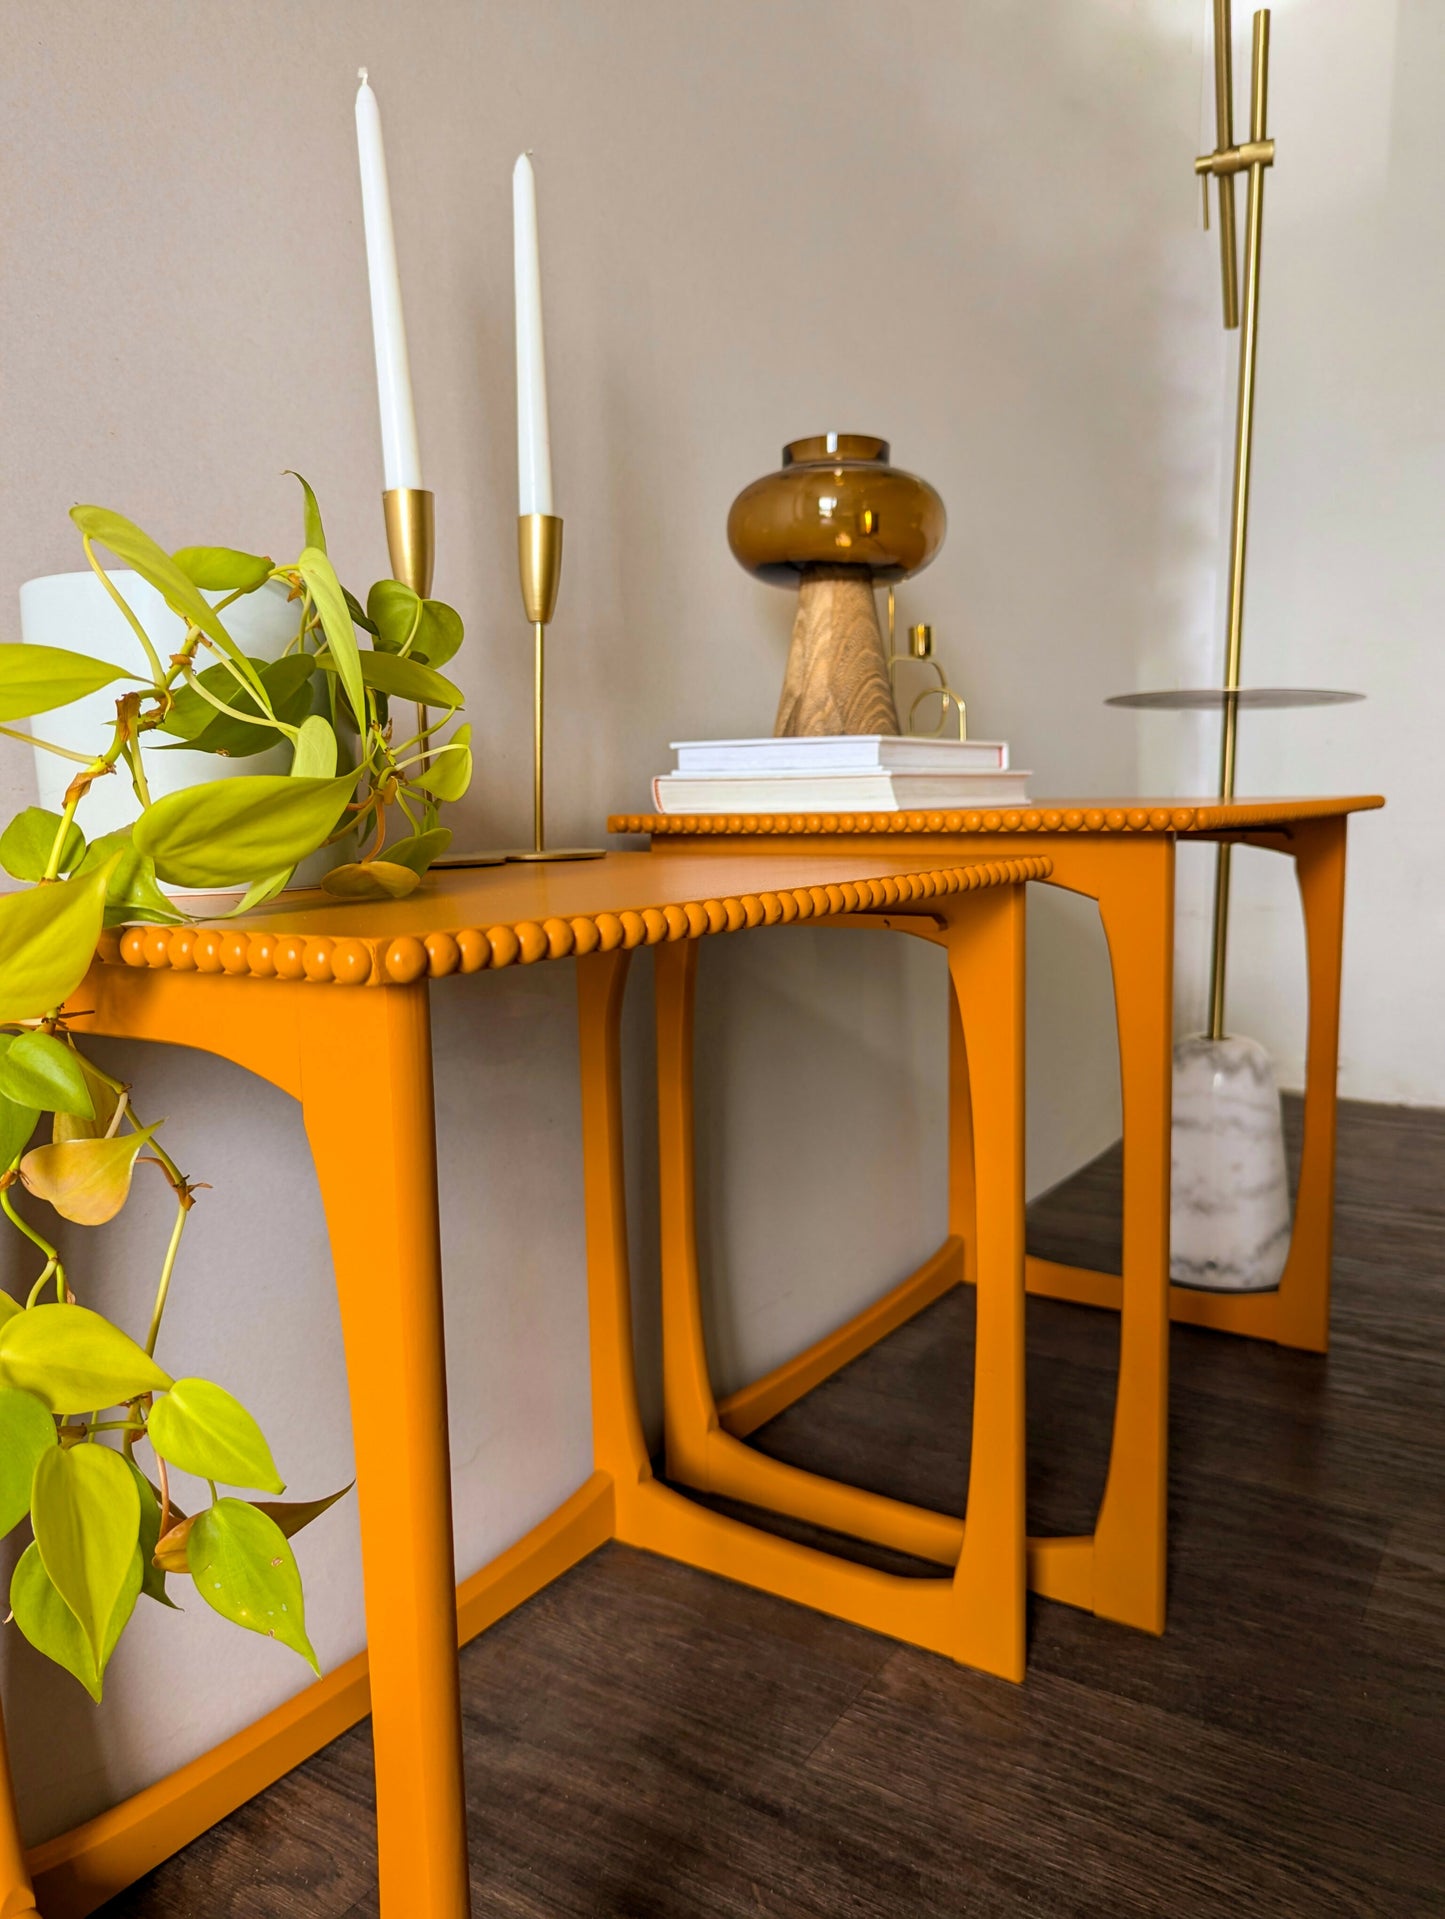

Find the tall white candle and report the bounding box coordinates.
[355,69,422,491]
[512,153,554,516]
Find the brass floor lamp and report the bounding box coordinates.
[1107,4,1361,1290]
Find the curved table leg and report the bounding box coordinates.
[300,983,471,1919]
[942,884,1027,1678]
[575,948,652,1509]
[1273,817,1347,1352]
[0,1707,39,1919]
[1089,835,1174,1634]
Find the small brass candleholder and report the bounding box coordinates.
[508,512,602,862]
[383,486,435,599]
[885,591,968,739]
[384,487,506,871]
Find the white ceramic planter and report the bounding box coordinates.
[1170,1033,1292,1291]
[20,569,343,891]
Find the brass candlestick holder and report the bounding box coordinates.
[384,487,506,871]
[509,512,602,862]
[383,486,436,777]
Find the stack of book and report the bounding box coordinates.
[651,736,1030,814]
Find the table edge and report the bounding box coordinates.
[96,855,1054,986]
[607,796,1385,839]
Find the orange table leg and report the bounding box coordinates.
[1087,834,1174,1634]
[575,948,652,1509]
[0,1707,39,1919]
[948,974,979,1288]
[1273,817,1347,1352]
[940,885,1027,1677]
[299,984,471,1919]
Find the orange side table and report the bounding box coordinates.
[0,848,1033,1919]
[609,796,1384,1640]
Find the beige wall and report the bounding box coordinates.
[0,0,1269,1840]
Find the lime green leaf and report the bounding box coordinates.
[158,654,313,756]
[0,1093,40,1167]
[70,507,267,707]
[188,1499,318,1670]
[317,648,462,710]
[10,1537,141,1700]
[342,587,379,636]
[286,471,327,555]
[0,1032,95,1117]
[31,1441,141,1664]
[297,548,366,740]
[0,807,86,881]
[386,827,452,876]
[366,582,463,667]
[320,860,421,901]
[160,656,269,741]
[0,1302,171,1412]
[148,1378,284,1494]
[0,643,139,722]
[0,860,114,1023]
[51,1051,121,1145]
[76,827,180,928]
[0,1292,19,1326]
[21,1124,160,1227]
[0,1386,55,1535]
[133,771,359,889]
[123,1456,177,1608]
[414,599,463,668]
[413,725,472,803]
[226,869,294,915]
[172,546,273,593]
[290,714,337,780]
[366,579,421,654]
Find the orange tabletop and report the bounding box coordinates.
[98,847,1052,985]
[609,794,1384,838]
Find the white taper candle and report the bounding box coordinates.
[512,153,554,516]
[355,69,422,491]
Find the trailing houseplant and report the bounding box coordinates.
[0,476,470,1697]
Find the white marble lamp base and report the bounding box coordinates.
[1171,1034,1292,1292]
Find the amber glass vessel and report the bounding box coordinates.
[727,434,946,586]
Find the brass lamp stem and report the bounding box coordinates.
[1198,7,1273,1040]
[1211,0,1240,330]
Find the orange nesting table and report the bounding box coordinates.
[610,796,1384,1642]
[0,848,1041,1919]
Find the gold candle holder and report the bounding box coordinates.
[383,486,435,598]
[508,511,602,862]
[384,487,506,871]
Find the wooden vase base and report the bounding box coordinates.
[774,569,901,737]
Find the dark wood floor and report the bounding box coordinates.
[102,1097,1445,1917]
